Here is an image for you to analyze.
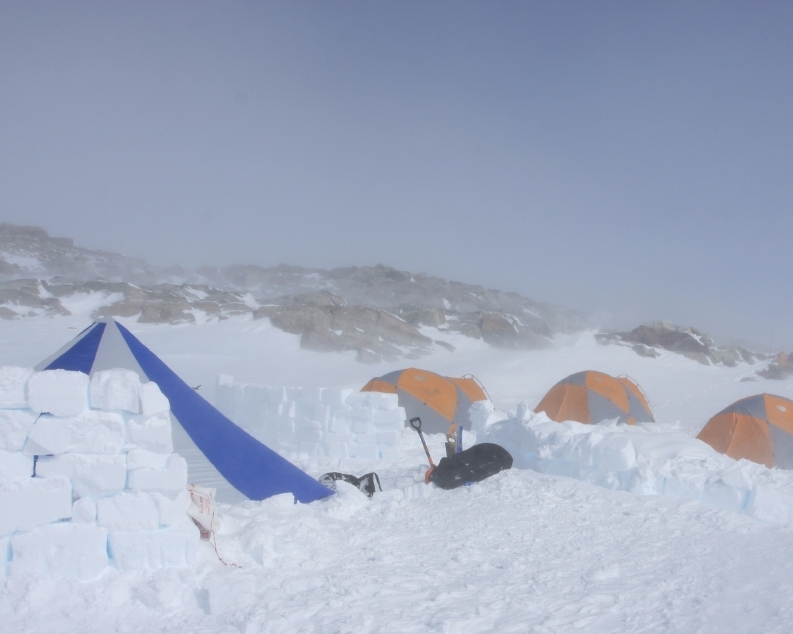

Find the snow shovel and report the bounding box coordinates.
[409,417,436,484]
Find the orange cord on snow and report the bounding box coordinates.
[208,530,240,568]
[192,486,241,568]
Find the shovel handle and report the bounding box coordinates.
[409,417,436,468]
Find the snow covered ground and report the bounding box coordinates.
[2,312,793,633]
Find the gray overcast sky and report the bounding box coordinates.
[1,2,792,348]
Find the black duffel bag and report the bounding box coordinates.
[429,442,513,490]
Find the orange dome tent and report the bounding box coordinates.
[361,368,488,434]
[534,371,654,425]
[696,394,793,468]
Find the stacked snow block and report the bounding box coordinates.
[0,366,198,580]
[216,375,406,460]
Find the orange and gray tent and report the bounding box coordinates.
[534,371,654,425]
[696,394,793,468]
[361,368,488,434]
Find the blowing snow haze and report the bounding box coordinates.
[1,2,792,348]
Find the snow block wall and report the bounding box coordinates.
[216,375,406,460]
[477,401,793,526]
[0,366,199,579]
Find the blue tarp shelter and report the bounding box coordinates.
[36,317,332,504]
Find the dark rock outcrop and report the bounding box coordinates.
[0,223,159,284]
[480,312,550,349]
[596,321,762,367]
[259,296,432,362]
[758,353,793,380]
[0,279,71,318]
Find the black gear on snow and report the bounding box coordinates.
[318,472,382,497]
[429,443,512,490]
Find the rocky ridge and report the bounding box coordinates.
[4,223,770,368]
[0,223,165,284]
[757,353,793,380]
[0,223,586,363]
[596,321,765,367]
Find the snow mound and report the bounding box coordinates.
[479,403,793,525]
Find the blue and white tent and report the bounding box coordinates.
[36,317,332,505]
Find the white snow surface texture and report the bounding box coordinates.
[1,312,793,632]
